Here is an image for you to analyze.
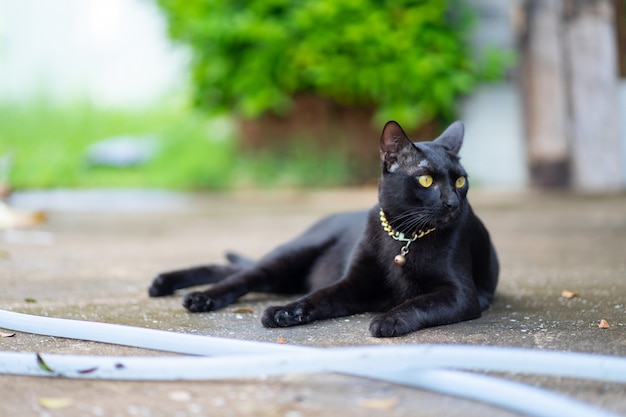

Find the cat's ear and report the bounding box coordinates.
[434,121,464,154]
[379,121,413,173]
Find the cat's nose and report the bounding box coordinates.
[443,196,459,210]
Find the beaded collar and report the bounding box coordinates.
[379,208,435,266]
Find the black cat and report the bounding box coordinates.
[149,121,499,337]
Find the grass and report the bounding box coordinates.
[0,99,355,190]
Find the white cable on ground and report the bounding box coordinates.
[0,309,306,355]
[1,309,624,417]
[1,345,626,383]
[1,310,624,383]
[0,350,618,417]
[370,369,619,417]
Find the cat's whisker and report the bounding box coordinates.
[393,208,439,233]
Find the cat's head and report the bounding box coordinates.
[378,120,468,232]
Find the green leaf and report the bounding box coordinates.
[36,353,55,373]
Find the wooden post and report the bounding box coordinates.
[520,0,571,188]
[520,0,623,192]
[564,0,622,192]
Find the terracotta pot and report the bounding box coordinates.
[238,94,438,183]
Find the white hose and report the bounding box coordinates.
[2,345,626,383]
[0,351,618,417]
[0,309,623,417]
[0,349,620,417]
[0,309,305,355]
[1,310,624,383]
[371,369,619,417]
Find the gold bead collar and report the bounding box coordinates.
[379,208,435,266]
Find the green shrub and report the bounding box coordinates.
[157,0,492,130]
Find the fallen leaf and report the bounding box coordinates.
[232,307,254,314]
[599,319,610,329]
[0,331,15,338]
[36,353,55,373]
[24,297,37,303]
[115,363,126,369]
[38,397,74,410]
[77,367,98,374]
[561,290,578,299]
[0,202,46,229]
[168,390,192,402]
[358,397,399,410]
[276,337,286,344]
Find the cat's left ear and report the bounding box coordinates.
[434,121,464,154]
[379,121,414,173]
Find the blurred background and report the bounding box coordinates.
[0,0,624,193]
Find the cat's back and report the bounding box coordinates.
[301,209,369,242]
[301,209,369,290]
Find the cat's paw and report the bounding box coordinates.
[261,304,310,328]
[182,291,218,313]
[369,314,415,338]
[148,274,175,297]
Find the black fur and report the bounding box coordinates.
[149,121,499,337]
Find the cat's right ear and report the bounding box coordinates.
[434,120,464,154]
[380,121,412,173]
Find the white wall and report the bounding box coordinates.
[460,84,528,189]
[0,0,189,106]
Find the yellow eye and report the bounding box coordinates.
[455,176,466,188]
[418,175,433,188]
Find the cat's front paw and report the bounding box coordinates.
[261,304,311,328]
[183,291,218,313]
[369,314,416,338]
[148,274,175,297]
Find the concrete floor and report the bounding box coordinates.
[1,188,625,416]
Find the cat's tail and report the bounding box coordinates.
[225,252,256,267]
